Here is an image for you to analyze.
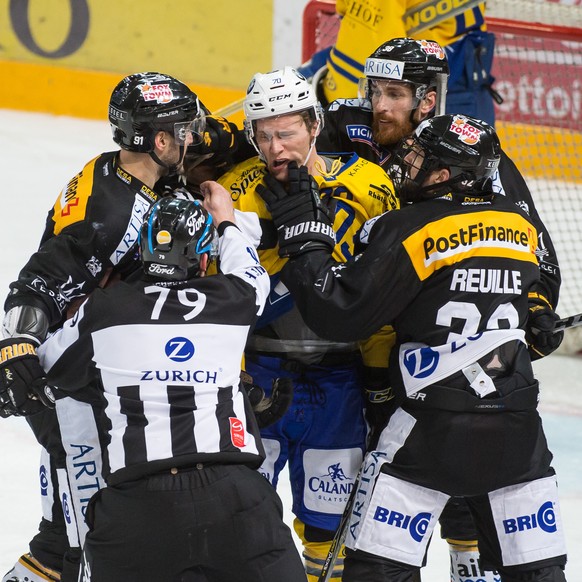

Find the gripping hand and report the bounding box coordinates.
[525,294,564,360]
[256,162,335,257]
[189,115,239,158]
[0,338,55,418]
[241,372,293,429]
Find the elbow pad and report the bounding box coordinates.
[2,305,50,345]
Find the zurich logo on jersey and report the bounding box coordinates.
[403,346,439,379]
[165,337,195,362]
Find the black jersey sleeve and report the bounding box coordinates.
[498,152,561,307]
[280,214,418,341]
[5,219,112,329]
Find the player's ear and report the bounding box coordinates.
[153,129,170,151]
[419,90,437,117]
[435,168,450,183]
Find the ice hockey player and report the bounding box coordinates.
[259,112,569,582]
[198,65,399,581]
[0,71,208,582]
[316,38,564,581]
[8,193,305,581]
[300,0,500,124]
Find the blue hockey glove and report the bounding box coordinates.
[297,47,332,81]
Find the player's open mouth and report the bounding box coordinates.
[272,159,287,169]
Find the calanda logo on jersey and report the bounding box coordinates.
[140,83,173,104]
[308,462,353,501]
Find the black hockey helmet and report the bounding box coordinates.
[139,197,217,281]
[109,72,206,153]
[360,38,449,113]
[390,114,501,203]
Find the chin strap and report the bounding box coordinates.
[149,144,187,177]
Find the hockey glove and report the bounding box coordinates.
[0,338,55,418]
[241,372,293,429]
[296,47,331,81]
[525,293,564,360]
[256,162,335,257]
[189,115,239,158]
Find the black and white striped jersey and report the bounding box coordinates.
[38,223,269,485]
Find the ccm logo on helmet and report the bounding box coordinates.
[269,93,292,102]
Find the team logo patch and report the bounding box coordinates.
[229,417,245,448]
[140,83,174,103]
[419,40,445,60]
[165,337,195,362]
[156,229,172,245]
[403,346,439,379]
[449,115,483,145]
[39,464,49,496]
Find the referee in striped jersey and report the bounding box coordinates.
[35,186,307,581]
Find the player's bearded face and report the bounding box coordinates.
[370,80,417,147]
[255,115,313,182]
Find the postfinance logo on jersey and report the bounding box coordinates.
[403,211,538,281]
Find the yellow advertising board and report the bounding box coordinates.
[0,0,272,121]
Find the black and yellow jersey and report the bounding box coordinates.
[213,153,398,323]
[282,192,540,390]
[5,151,161,329]
[214,152,399,369]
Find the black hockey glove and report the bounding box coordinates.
[256,162,335,258]
[0,338,55,418]
[364,385,397,450]
[241,372,293,429]
[525,294,564,360]
[189,115,238,158]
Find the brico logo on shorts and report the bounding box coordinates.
[372,506,432,542]
[502,501,557,535]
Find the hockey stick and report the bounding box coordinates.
[317,465,363,582]
[554,313,582,333]
[214,0,483,118]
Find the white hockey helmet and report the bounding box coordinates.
[243,66,324,154]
